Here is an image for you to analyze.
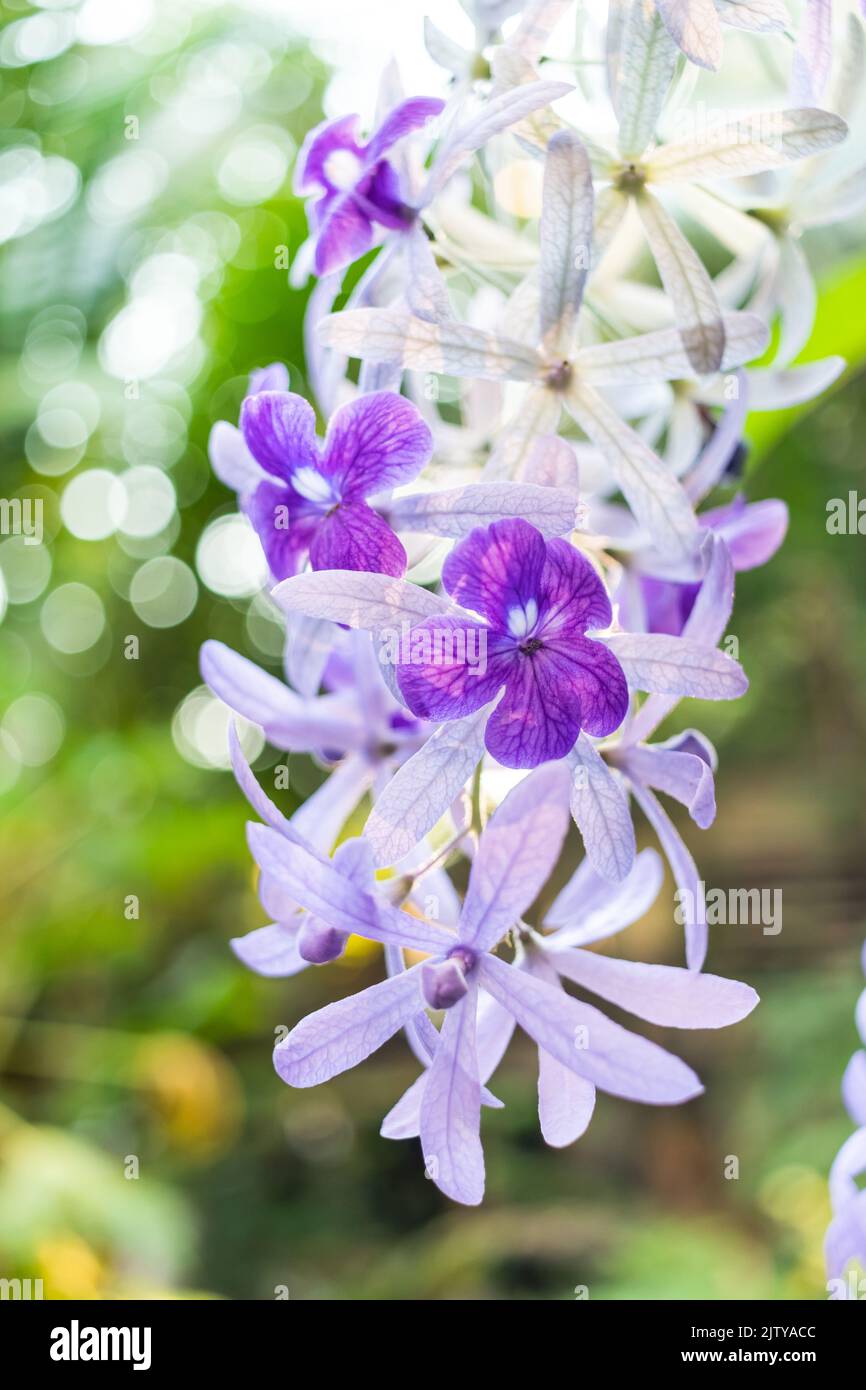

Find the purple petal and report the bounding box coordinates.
[240,391,320,483]
[566,736,636,882]
[540,636,629,738]
[614,742,716,829]
[314,194,377,276]
[230,922,309,977]
[244,479,319,581]
[537,538,614,637]
[365,96,444,163]
[547,946,759,1028]
[483,657,583,768]
[841,1050,866,1128]
[625,534,735,745]
[246,823,453,955]
[442,518,547,630]
[209,421,263,495]
[419,979,485,1205]
[544,847,664,945]
[294,113,363,195]
[364,703,492,866]
[249,362,290,394]
[479,953,704,1103]
[297,915,348,964]
[396,618,511,720]
[322,391,433,497]
[460,763,572,951]
[201,640,359,754]
[524,951,596,1148]
[309,501,408,577]
[629,782,706,971]
[274,964,425,1086]
[701,496,789,572]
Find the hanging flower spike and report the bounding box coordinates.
[240,389,433,579]
[396,518,629,769]
[294,98,445,276]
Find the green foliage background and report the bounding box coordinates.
[0,0,864,1299]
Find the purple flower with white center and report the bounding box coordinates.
[294,98,444,277]
[272,538,747,868]
[211,384,580,584]
[396,517,629,769]
[384,845,757,1156]
[238,388,433,580]
[825,939,866,1299]
[252,766,755,1204]
[239,386,433,581]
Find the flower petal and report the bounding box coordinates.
[647,106,847,182]
[460,763,572,951]
[274,964,426,1087]
[484,658,583,768]
[209,421,263,494]
[548,946,759,1027]
[420,980,485,1205]
[388,481,579,540]
[321,390,433,497]
[364,703,493,866]
[539,130,593,357]
[320,306,543,382]
[616,0,679,158]
[247,823,454,954]
[654,0,724,69]
[544,846,665,943]
[479,953,704,1102]
[563,380,699,560]
[309,501,408,577]
[240,391,320,482]
[539,537,614,636]
[314,193,377,276]
[524,950,596,1147]
[635,189,725,375]
[442,517,548,628]
[272,568,454,632]
[230,922,309,978]
[365,96,444,163]
[566,734,637,882]
[602,631,748,699]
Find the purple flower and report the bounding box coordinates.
[237,389,433,580]
[295,99,444,276]
[396,518,629,769]
[385,845,757,1156]
[253,768,756,1204]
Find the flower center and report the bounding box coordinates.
[507,599,538,638]
[616,162,647,193]
[323,148,364,191]
[292,466,336,504]
[519,637,543,655]
[544,359,573,392]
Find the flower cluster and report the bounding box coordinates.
[198,2,864,1205]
